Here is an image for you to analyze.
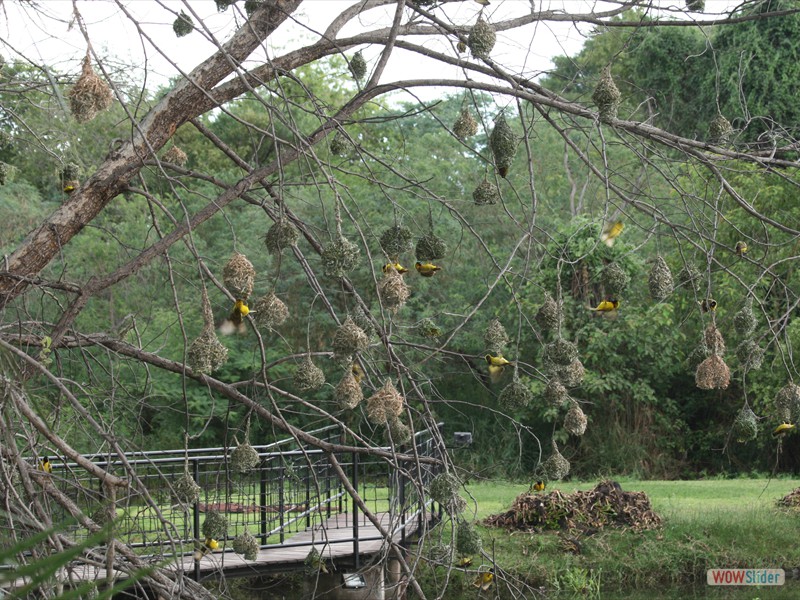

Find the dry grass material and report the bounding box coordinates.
[69,54,113,123]
[484,481,662,532]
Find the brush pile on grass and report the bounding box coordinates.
[485,481,662,532]
[777,488,800,508]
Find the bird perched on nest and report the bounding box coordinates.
[600,221,624,247]
[37,456,53,474]
[532,480,546,493]
[415,262,442,277]
[352,363,365,384]
[735,241,748,256]
[485,354,512,384]
[383,263,408,275]
[699,299,717,313]
[229,299,250,325]
[472,569,494,591]
[193,538,219,560]
[773,423,796,438]
[589,299,619,312]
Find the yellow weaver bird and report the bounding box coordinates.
[37,456,53,474]
[485,354,513,367]
[773,423,796,438]
[415,262,442,277]
[735,241,748,256]
[699,299,717,313]
[229,299,250,325]
[383,263,409,275]
[488,364,505,384]
[532,480,546,492]
[472,570,494,591]
[589,299,619,312]
[600,221,624,247]
[193,538,219,560]
[63,183,76,194]
[352,363,365,384]
[457,556,473,568]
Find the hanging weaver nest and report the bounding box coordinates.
[265,218,299,254]
[215,0,235,11]
[733,298,757,337]
[0,162,8,186]
[68,54,113,123]
[350,306,376,339]
[709,114,733,144]
[490,113,517,178]
[648,256,674,301]
[163,145,188,166]
[60,162,81,192]
[334,367,363,410]
[294,357,325,392]
[544,379,569,408]
[378,267,410,312]
[564,401,588,436]
[592,67,621,123]
[321,235,360,278]
[365,379,404,425]
[704,324,726,356]
[332,316,369,365]
[415,233,448,262]
[544,338,579,367]
[223,252,255,301]
[498,377,533,410]
[472,180,500,205]
[556,359,586,388]
[733,406,758,443]
[91,503,114,527]
[736,339,765,371]
[687,342,710,370]
[380,225,414,259]
[244,0,264,16]
[253,292,289,331]
[172,11,194,37]
[230,441,260,474]
[677,264,702,293]
[187,294,229,375]
[416,318,443,339]
[453,108,478,140]
[173,471,201,504]
[467,16,496,59]
[385,416,412,446]
[329,131,349,156]
[686,0,705,11]
[456,520,483,556]
[536,293,561,331]
[775,383,800,423]
[695,355,730,390]
[304,547,325,574]
[484,318,510,355]
[202,510,228,539]
[232,530,259,561]
[542,439,570,481]
[429,472,467,515]
[427,543,453,565]
[602,263,630,297]
[349,51,367,81]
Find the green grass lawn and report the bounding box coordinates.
[418,477,800,598]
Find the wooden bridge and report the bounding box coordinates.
[7,424,444,589]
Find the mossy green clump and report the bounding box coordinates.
[415,233,448,262]
[349,51,367,81]
[173,11,194,37]
[489,113,517,178]
[709,114,733,143]
[467,17,496,59]
[456,520,482,556]
[592,67,621,123]
[472,180,500,205]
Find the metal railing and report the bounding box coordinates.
[29,423,444,575]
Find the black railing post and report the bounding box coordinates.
[279,465,285,544]
[399,464,407,547]
[352,451,359,569]
[193,458,201,582]
[260,458,268,545]
[305,464,311,529]
[325,458,332,519]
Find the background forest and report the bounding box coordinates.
[3,3,799,482]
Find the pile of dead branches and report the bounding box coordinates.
[485,481,662,532]
[777,487,800,508]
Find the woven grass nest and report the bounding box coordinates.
[415,233,448,262]
[230,441,260,474]
[253,292,289,331]
[0,162,9,186]
[472,180,500,205]
[544,338,579,368]
[188,291,228,375]
[732,406,758,443]
[232,530,259,561]
[467,16,496,59]
[498,377,533,410]
[265,218,300,254]
[202,510,228,539]
[695,354,730,390]
[349,50,367,81]
[709,114,733,144]
[416,318,443,339]
[733,298,757,337]
[173,471,201,505]
[735,339,764,371]
[542,439,570,481]
[536,293,560,331]
[223,252,255,301]
[592,67,621,123]
[484,318,509,355]
[385,416,412,446]
[485,481,662,532]
[173,11,194,37]
[365,379,404,424]
[69,54,113,123]
[677,264,702,293]
[775,383,800,422]
[456,520,482,556]
[564,400,588,436]
[293,357,325,392]
[163,145,188,166]
[378,267,410,312]
[321,235,360,278]
[704,324,726,356]
[603,263,630,297]
[490,113,517,178]
[380,225,414,259]
[332,316,369,364]
[543,379,569,408]
[648,256,674,302]
[334,366,363,410]
[453,108,478,140]
[429,472,467,515]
